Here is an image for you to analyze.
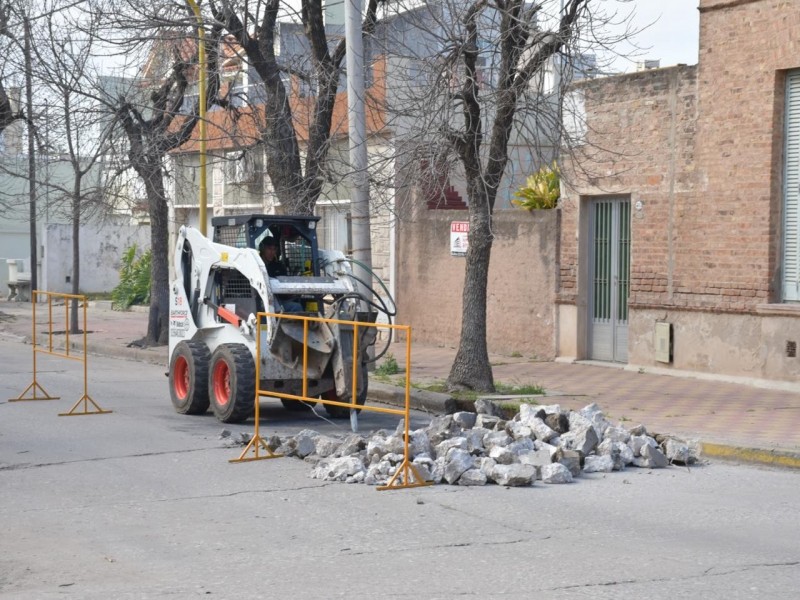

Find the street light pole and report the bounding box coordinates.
[186,0,208,236]
[344,0,373,313]
[24,15,37,292]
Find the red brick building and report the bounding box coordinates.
[558,0,800,387]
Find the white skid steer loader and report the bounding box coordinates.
[167,214,389,426]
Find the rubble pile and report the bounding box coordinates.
[229,402,698,486]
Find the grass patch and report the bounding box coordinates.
[494,382,545,396]
[374,353,400,376]
[408,380,546,414]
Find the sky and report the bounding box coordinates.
[619,0,700,71]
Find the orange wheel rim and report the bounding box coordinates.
[174,356,189,399]
[213,360,231,406]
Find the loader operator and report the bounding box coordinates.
[259,237,303,312]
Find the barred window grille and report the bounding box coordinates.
[284,240,312,274]
[214,224,248,248]
[221,270,253,299]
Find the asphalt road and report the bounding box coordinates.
[1,339,799,599]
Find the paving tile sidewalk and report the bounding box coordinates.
[2,299,799,466]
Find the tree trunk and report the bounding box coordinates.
[447,188,495,392]
[70,179,81,334]
[142,163,170,345]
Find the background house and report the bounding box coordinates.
[557,0,800,387]
[0,87,148,298]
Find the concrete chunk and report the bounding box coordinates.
[541,463,574,484]
[663,438,690,465]
[336,433,365,457]
[583,455,614,473]
[465,427,490,454]
[489,446,515,465]
[507,421,533,441]
[453,411,478,430]
[491,464,536,487]
[476,414,502,430]
[483,430,513,449]
[425,415,460,445]
[559,424,599,455]
[544,412,569,434]
[434,436,468,459]
[310,456,366,481]
[530,417,558,442]
[474,398,501,416]
[458,468,488,486]
[314,435,341,458]
[634,444,669,468]
[557,449,582,477]
[409,429,432,458]
[444,448,474,484]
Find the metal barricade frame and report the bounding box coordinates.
[231,312,432,491]
[8,290,110,416]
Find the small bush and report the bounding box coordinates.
[375,353,400,376]
[112,245,151,310]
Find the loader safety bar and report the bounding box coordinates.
[203,297,240,326]
[231,312,432,491]
[8,290,110,416]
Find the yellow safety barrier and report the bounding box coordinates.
[232,312,433,491]
[8,290,110,416]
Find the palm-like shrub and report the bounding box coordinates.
[511,162,560,210]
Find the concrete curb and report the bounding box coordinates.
[700,443,800,469]
[369,381,457,415]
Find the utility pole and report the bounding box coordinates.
[344,0,372,315]
[186,0,207,235]
[23,15,36,292]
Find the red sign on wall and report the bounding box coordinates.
[451,221,469,256]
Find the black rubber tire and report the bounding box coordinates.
[208,344,255,423]
[281,398,317,411]
[169,340,211,415]
[324,362,368,418]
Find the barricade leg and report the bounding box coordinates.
[377,460,433,491]
[230,433,283,463]
[9,304,59,402]
[8,380,59,402]
[58,298,110,416]
[59,394,112,416]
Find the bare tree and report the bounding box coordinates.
[70,0,232,346]
[112,27,226,346]
[374,0,630,391]
[0,2,24,135]
[207,0,382,215]
[27,3,116,332]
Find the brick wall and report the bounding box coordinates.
[557,0,800,382]
[562,0,800,313]
[560,65,699,308]
[691,0,800,308]
[396,201,559,358]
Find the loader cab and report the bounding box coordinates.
[212,214,322,276]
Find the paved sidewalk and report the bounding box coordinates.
[1,299,799,467]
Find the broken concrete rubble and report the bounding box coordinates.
[260,402,697,487]
[541,463,574,484]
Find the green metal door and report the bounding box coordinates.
[588,198,630,362]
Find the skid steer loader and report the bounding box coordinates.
[167,214,383,425]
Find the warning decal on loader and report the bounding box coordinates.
[170,309,190,338]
